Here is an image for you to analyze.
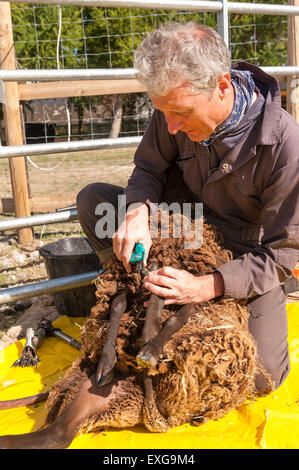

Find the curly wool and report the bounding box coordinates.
[44,212,272,434]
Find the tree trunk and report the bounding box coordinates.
[77,104,84,140]
[109,94,123,139]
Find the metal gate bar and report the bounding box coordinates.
[0,270,103,305]
[0,209,78,232]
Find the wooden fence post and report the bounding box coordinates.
[287,0,299,123]
[0,1,33,244]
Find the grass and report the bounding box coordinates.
[0,273,8,286]
[0,147,137,198]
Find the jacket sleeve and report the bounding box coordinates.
[123,110,178,206]
[217,132,299,299]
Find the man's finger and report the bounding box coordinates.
[143,281,174,298]
[163,298,180,306]
[122,240,138,273]
[143,273,177,289]
[142,238,152,266]
[112,236,124,261]
[157,266,182,278]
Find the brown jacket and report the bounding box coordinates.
[123,62,299,299]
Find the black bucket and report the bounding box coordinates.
[39,237,101,317]
[283,275,299,295]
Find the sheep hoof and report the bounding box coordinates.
[97,370,114,386]
[136,352,157,369]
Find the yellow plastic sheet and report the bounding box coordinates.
[0,304,298,449]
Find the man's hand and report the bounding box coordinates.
[143,266,224,305]
[113,201,152,273]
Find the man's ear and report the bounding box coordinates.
[217,73,232,99]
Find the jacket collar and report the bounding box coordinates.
[231,62,282,145]
[203,63,282,184]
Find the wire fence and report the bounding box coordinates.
[11,5,289,70]
[0,1,290,204]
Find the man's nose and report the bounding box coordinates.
[164,113,182,135]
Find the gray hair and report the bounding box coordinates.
[134,21,231,97]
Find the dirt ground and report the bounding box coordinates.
[0,220,84,349]
[0,147,136,199]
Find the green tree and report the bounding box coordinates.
[229,0,288,66]
[9,3,289,138]
[12,3,84,69]
[9,5,216,138]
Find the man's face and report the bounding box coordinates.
[150,76,233,143]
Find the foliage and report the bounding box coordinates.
[12,4,83,69]
[229,0,289,66]
[8,2,289,137]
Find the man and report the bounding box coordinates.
[77,21,299,392]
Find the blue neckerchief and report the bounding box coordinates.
[200,70,256,146]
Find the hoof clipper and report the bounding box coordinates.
[130,243,149,279]
[11,319,82,368]
[12,328,40,367]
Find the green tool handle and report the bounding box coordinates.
[130,242,146,264]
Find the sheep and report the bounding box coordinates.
[0,207,272,449]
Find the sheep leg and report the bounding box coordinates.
[136,293,165,368]
[0,374,128,450]
[137,303,197,368]
[96,291,127,386]
[0,392,49,409]
[141,293,165,344]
